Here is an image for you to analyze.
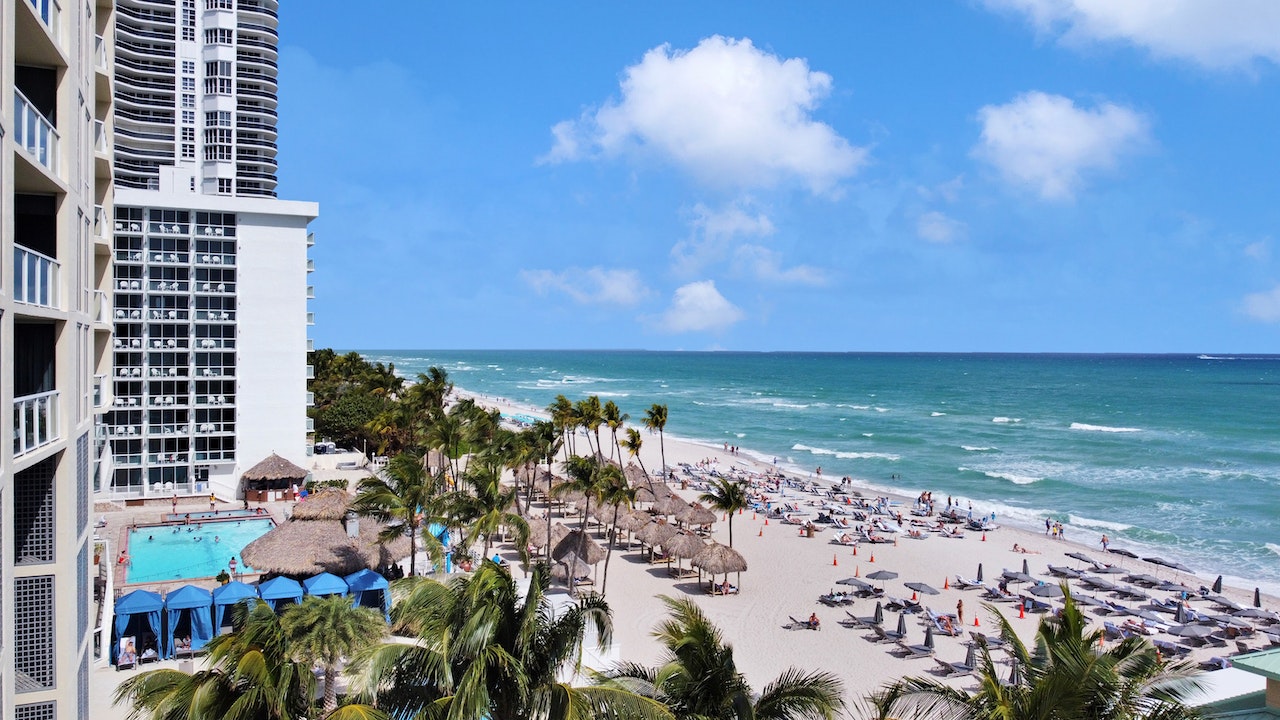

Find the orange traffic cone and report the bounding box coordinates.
[911,591,918,601]
[852,545,857,556]
[855,565,860,577]
[982,532,987,542]
[974,616,981,627]
[758,527,763,537]
[724,514,728,521]
[752,512,757,520]
[764,519,769,525]
[870,553,876,563]
[944,577,950,589]
[1018,604,1025,619]
[833,554,838,566]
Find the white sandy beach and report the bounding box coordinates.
[462,390,1278,703]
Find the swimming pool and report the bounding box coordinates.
[163,509,265,522]
[126,518,275,584]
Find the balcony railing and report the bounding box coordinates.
[306,312,314,326]
[27,0,60,38]
[306,285,315,299]
[93,375,108,408]
[15,390,60,457]
[95,33,108,70]
[14,88,59,174]
[306,391,314,406]
[94,290,110,323]
[305,364,314,379]
[94,119,107,154]
[306,258,315,272]
[14,245,60,308]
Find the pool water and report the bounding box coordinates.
[126,518,275,583]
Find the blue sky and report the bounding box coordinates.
[279,1,1280,352]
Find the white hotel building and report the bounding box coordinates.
[102,0,317,502]
[3,0,115,716]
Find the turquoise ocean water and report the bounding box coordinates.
[358,351,1280,592]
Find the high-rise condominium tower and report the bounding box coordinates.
[102,0,317,507]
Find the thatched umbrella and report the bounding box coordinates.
[692,542,748,590]
[662,531,707,575]
[552,529,606,566]
[635,520,678,551]
[653,495,687,517]
[624,462,650,487]
[678,503,718,528]
[241,489,409,575]
[550,553,593,584]
[528,521,571,550]
[241,452,307,491]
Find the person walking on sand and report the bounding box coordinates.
[1045,517,1052,535]
[1100,533,1109,551]
[956,599,964,625]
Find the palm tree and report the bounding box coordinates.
[346,562,671,720]
[643,404,669,482]
[114,600,316,720]
[558,454,605,534]
[865,586,1204,720]
[595,463,634,596]
[547,394,575,458]
[351,452,437,577]
[622,427,655,493]
[602,400,629,462]
[531,420,563,561]
[699,477,750,547]
[576,396,605,458]
[451,454,530,559]
[601,595,845,720]
[424,409,465,483]
[280,595,387,715]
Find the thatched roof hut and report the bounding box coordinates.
[678,503,718,527]
[635,520,678,548]
[241,453,308,491]
[240,489,409,576]
[692,542,748,575]
[552,529,605,565]
[528,521,571,550]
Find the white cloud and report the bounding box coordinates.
[520,267,650,306]
[542,36,866,194]
[672,201,775,271]
[974,91,1149,200]
[732,245,827,285]
[655,280,744,333]
[1243,285,1280,322]
[917,211,967,244]
[917,175,965,204]
[1244,241,1270,262]
[983,0,1280,70]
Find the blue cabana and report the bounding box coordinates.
[345,569,391,620]
[212,580,259,632]
[164,585,213,658]
[303,571,348,598]
[113,589,164,666]
[258,576,303,611]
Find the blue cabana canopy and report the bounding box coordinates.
[211,581,259,631]
[113,589,163,665]
[303,571,348,598]
[258,576,303,610]
[345,568,391,620]
[164,585,213,658]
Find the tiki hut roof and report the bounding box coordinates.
[289,488,352,521]
[528,522,571,550]
[240,513,409,576]
[551,553,593,581]
[241,453,307,483]
[635,520,678,548]
[662,531,707,559]
[653,495,688,517]
[692,542,748,575]
[678,503,718,526]
[616,510,652,533]
[624,462,649,487]
[552,529,605,565]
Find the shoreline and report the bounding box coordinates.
[457,386,1276,697]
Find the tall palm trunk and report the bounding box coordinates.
[546,467,555,562]
[602,503,620,595]
[323,664,338,714]
[659,429,667,483]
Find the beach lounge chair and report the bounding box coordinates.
[781,513,808,525]
[819,591,854,607]
[936,644,978,677]
[1103,622,1132,641]
[969,631,1005,650]
[869,624,905,643]
[786,616,821,631]
[927,610,962,637]
[885,596,922,613]
[831,532,859,546]
[843,606,884,628]
[1153,639,1189,659]
[982,585,1017,602]
[898,626,936,658]
[953,575,983,590]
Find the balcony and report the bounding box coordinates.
[305,364,314,379]
[94,118,107,154]
[15,390,60,458]
[14,245,60,309]
[26,0,60,39]
[14,88,59,176]
[306,312,314,326]
[94,290,110,324]
[307,338,314,352]
[306,285,315,299]
[307,232,315,247]
[306,391,314,407]
[306,417,315,432]
[95,33,108,70]
[93,374,109,409]
[306,258,314,272]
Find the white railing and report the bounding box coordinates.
[306,285,315,299]
[305,364,314,379]
[94,290,109,323]
[306,391,314,406]
[94,119,107,154]
[306,312,314,326]
[14,88,59,174]
[15,390,60,457]
[15,245,60,308]
[93,205,106,239]
[306,259,315,272]
[27,0,59,39]
[93,375,108,408]
[306,417,315,432]
[95,33,108,70]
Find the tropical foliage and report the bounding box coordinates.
[347,561,672,720]
[280,595,386,715]
[865,586,1205,720]
[600,595,846,720]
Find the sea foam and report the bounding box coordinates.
[931,411,947,417]
[961,445,996,452]
[960,466,1041,485]
[1067,514,1133,532]
[1069,422,1141,433]
[992,417,1022,424]
[793,443,900,461]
